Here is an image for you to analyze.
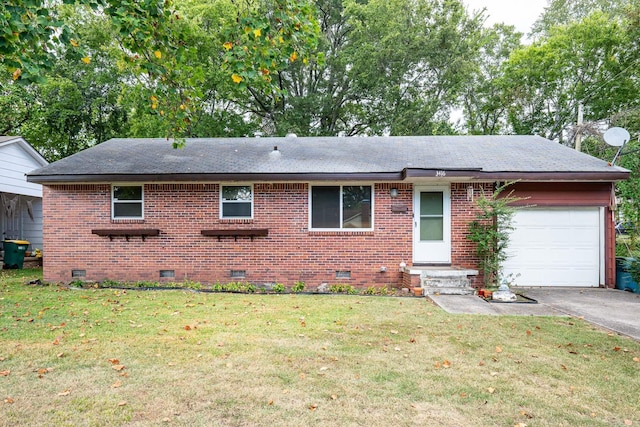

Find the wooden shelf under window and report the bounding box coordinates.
[201,229,269,241]
[92,228,160,241]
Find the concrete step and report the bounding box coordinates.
[403,266,479,296]
[420,270,477,296]
[421,285,476,296]
[422,279,475,295]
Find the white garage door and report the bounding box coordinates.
[502,208,602,287]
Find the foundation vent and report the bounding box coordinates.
[159,270,175,278]
[335,271,351,279]
[231,270,246,279]
[71,270,86,278]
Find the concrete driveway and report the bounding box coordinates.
[428,287,640,341]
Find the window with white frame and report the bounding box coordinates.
[221,185,253,218]
[112,185,143,219]
[311,185,372,229]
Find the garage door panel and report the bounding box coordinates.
[503,208,600,287]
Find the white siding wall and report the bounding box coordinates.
[20,198,43,250]
[0,141,44,197]
[0,138,46,251]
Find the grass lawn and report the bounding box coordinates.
[1,269,639,427]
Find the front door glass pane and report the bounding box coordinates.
[420,192,443,241]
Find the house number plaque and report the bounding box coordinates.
[435,170,446,177]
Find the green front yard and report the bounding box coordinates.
[1,269,639,426]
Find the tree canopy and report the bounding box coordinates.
[1,0,639,158]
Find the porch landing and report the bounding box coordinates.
[403,266,478,296]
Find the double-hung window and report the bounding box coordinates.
[112,185,143,219]
[311,185,372,230]
[221,185,253,219]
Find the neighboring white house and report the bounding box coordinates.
[0,136,48,254]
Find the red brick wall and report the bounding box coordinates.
[451,183,492,287]
[42,182,420,287]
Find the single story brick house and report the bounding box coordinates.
[27,135,628,290]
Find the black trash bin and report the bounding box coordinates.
[615,257,640,293]
[3,240,30,269]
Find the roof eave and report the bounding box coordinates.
[404,169,629,181]
[27,172,406,184]
[27,170,630,184]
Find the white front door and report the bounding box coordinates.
[413,186,451,263]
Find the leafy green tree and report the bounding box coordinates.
[531,0,639,37]
[345,0,483,135]
[461,23,522,135]
[500,12,638,142]
[1,0,321,142]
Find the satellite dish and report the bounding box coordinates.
[604,127,630,147]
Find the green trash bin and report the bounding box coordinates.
[615,257,640,294]
[3,240,30,269]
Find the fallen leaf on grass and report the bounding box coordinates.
[107,358,120,365]
[330,394,337,400]
[58,390,70,396]
[112,365,125,371]
[633,357,639,363]
[442,360,451,368]
[390,330,398,335]
[495,346,503,353]
[624,420,633,426]
[111,380,122,388]
[4,397,14,404]
[184,325,191,331]
[118,401,127,407]
[36,367,53,378]
[0,370,9,377]
[487,387,495,394]
[309,404,317,411]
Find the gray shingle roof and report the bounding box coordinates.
[27,135,628,182]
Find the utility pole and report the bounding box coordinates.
[575,103,583,152]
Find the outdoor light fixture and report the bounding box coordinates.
[467,185,474,202]
[390,188,399,198]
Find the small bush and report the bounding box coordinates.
[292,281,306,293]
[183,280,202,290]
[329,284,357,294]
[100,279,120,288]
[273,283,286,293]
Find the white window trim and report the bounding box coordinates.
[308,183,374,231]
[111,184,144,220]
[220,183,254,219]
